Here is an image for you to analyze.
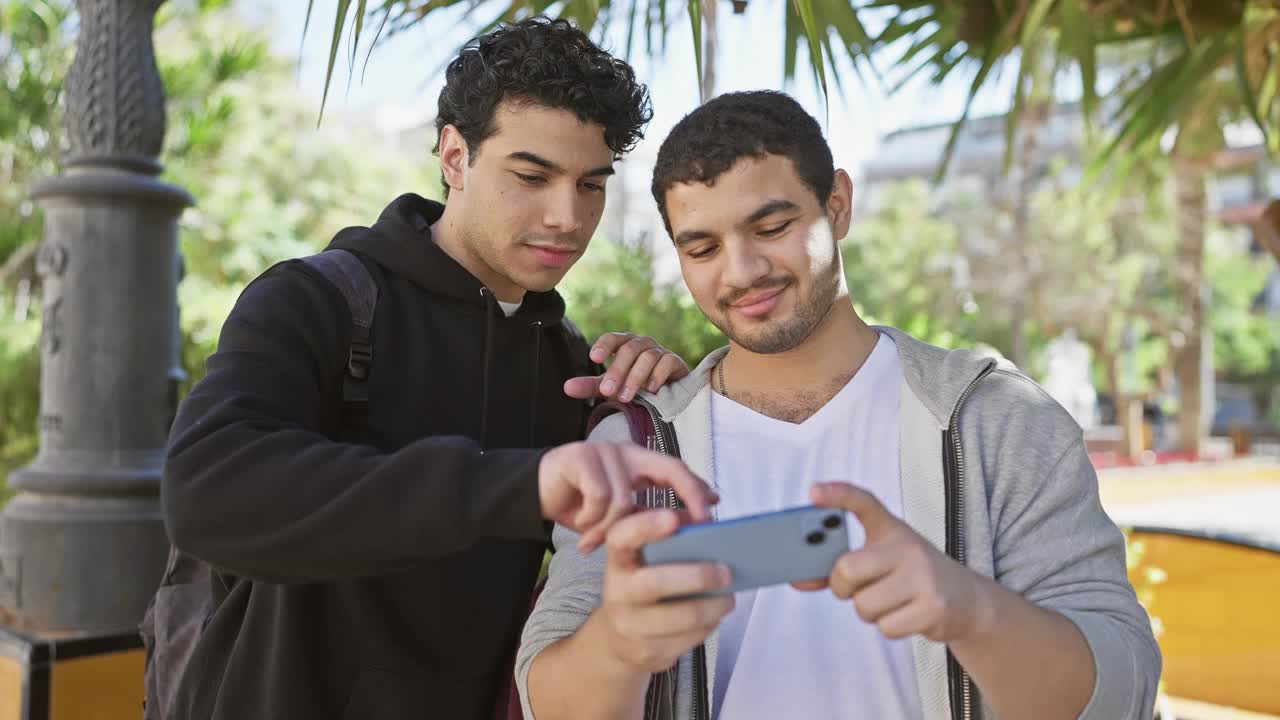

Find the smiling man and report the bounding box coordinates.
[517,91,1161,720]
[156,18,718,720]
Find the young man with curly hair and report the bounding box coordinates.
[159,18,716,720]
[518,91,1161,720]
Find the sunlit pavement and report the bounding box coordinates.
[1100,458,1280,548]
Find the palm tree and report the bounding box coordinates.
[857,2,1279,453]
[889,0,1273,455]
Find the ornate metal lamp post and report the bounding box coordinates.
[1,0,189,639]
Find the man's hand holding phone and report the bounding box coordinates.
[794,482,992,644]
[595,509,734,673]
[576,477,992,678]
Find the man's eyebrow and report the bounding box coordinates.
[508,151,615,178]
[508,151,561,173]
[673,200,801,247]
[745,199,799,225]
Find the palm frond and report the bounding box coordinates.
[782,0,877,97]
[305,0,1276,191]
[935,41,1002,182]
[318,0,352,125]
[687,0,703,100]
[1235,40,1274,151]
[792,0,829,124]
[1090,32,1236,178]
[1000,0,1054,172]
[1057,0,1098,126]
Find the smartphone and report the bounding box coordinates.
[641,505,849,597]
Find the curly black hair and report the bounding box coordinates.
[435,17,652,193]
[651,91,833,237]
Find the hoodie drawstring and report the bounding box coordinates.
[530,321,543,447]
[479,288,496,451]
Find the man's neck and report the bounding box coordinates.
[431,201,527,304]
[719,301,880,423]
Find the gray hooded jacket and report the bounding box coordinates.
[517,327,1161,720]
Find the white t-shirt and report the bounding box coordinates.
[497,299,522,317]
[709,335,922,720]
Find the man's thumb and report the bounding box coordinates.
[811,482,898,540]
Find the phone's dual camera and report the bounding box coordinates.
[805,513,843,545]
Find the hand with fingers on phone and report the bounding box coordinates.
[537,442,718,555]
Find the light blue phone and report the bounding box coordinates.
[640,505,850,597]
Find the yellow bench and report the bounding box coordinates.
[1128,527,1280,716]
[0,626,143,720]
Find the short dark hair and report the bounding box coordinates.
[435,17,652,192]
[651,91,833,236]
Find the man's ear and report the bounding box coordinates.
[827,169,854,239]
[438,125,469,193]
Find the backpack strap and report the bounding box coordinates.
[299,249,379,403]
[587,400,659,450]
[588,399,685,517]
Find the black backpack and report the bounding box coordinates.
[140,248,378,720]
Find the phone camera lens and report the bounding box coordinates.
[822,514,841,529]
[805,531,825,545]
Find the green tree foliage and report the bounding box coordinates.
[1207,230,1280,378]
[0,0,72,270]
[0,1,441,494]
[155,6,442,387]
[842,181,977,350]
[849,171,1278,398]
[559,237,725,366]
[0,0,74,501]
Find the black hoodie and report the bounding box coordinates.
[162,194,596,719]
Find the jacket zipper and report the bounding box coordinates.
[691,645,708,720]
[944,362,996,720]
[635,399,708,720]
